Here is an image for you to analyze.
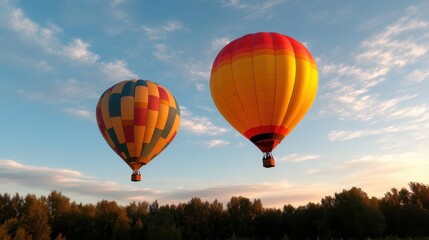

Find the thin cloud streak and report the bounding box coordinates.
[306,151,429,187]
[279,153,320,162]
[200,139,229,148]
[221,0,285,19]
[24,79,99,104]
[406,69,429,83]
[142,20,187,41]
[180,106,229,136]
[0,159,326,207]
[0,159,160,203]
[63,108,94,120]
[328,105,429,142]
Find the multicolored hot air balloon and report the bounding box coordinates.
[210,32,318,168]
[96,79,180,181]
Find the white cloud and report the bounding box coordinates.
[320,9,429,149]
[3,155,427,208]
[62,38,99,63]
[329,125,404,141]
[63,107,94,120]
[221,0,285,19]
[110,0,125,7]
[10,8,59,53]
[321,11,429,122]
[35,61,55,72]
[388,104,429,120]
[201,139,229,148]
[26,78,99,104]
[195,83,205,92]
[153,43,173,61]
[306,150,429,198]
[180,106,229,135]
[7,5,136,80]
[0,159,160,203]
[209,37,230,54]
[280,153,320,162]
[189,63,211,80]
[327,104,429,142]
[142,21,187,41]
[9,8,100,64]
[100,60,138,82]
[406,69,429,83]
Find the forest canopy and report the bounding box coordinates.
[1,182,429,240]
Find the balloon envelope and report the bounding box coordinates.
[210,32,318,167]
[96,79,180,180]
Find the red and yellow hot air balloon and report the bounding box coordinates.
[96,79,180,181]
[210,32,318,168]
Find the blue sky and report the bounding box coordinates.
[1,0,429,208]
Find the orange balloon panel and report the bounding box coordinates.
[96,79,180,171]
[210,32,318,153]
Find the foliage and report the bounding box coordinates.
[0,182,429,239]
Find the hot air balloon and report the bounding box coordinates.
[96,79,180,181]
[210,32,318,168]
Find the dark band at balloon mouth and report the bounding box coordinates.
[250,133,284,152]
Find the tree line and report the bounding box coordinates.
[1,182,429,240]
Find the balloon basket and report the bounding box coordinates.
[131,171,141,182]
[263,157,275,168]
[262,152,275,168]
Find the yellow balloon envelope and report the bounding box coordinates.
[96,79,180,181]
[210,32,318,168]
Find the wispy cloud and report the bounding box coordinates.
[0,159,331,207]
[279,153,320,162]
[309,5,353,24]
[180,106,229,136]
[200,139,229,148]
[142,21,187,41]
[100,60,138,82]
[24,78,99,104]
[9,8,99,64]
[327,102,429,143]
[63,107,94,120]
[6,5,136,78]
[0,159,160,203]
[62,38,100,63]
[220,0,285,19]
[3,156,427,208]
[153,43,173,61]
[406,69,429,83]
[208,37,230,54]
[150,42,211,84]
[321,7,429,148]
[357,17,428,68]
[306,150,429,197]
[321,9,429,121]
